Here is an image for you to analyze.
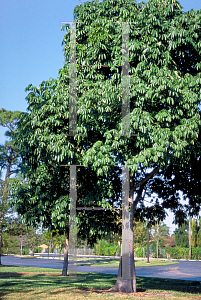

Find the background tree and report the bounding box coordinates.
[26,227,43,256]
[0,109,22,264]
[133,220,149,258]
[52,229,66,258]
[10,76,122,275]
[151,221,170,258]
[191,218,201,248]
[174,222,189,247]
[198,218,201,247]
[42,230,54,258]
[2,213,28,255]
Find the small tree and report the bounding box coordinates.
[26,227,42,256]
[174,222,189,248]
[3,215,28,255]
[52,229,65,258]
[191,218,200,248]
[0,109,22,264]
[198,218,201,247]
[42,230,53,258]
[133,220,149,258]
[151,221,170,258]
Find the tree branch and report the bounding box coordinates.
[130,166,159,204]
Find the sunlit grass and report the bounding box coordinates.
[0,266,200,300]
[0,265,61,273]
[76,259,179,268]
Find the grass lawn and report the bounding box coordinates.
[0,265,201,299]
[76,259,179,268]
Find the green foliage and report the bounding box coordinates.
[192,247,201,260]
[198,227,201,247]
[174,223,189,247]
[1,214,37,255]
[134,246,147,258]
[94,238,121,256]
[133,221,148,248]
[191,218,200,248]
[0,109,25,262]
[1,231,20,254]
[0,108,22,180]
[150,241,166,258]
[22,247,29,255]
[165,246,201,260]
[52,229,66,251]
[165,246,189,259]
[33,247,42,253]
[151,221,170,257]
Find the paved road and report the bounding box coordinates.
[1,255,201,282]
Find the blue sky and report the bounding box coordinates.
[0,0,200,234]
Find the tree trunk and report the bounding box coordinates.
[156,221,159,259]
[110,199,136,292]
[110,166,159,293]
[62,227,69,276]
[110,167,136,293]
[130,197,136,293]
[147,224,150,263]
[20,237,22,256]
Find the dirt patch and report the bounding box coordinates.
[72,288,173,298]
[170,267,194,276]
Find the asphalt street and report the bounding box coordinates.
[1,255,201,282]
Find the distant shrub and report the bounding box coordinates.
[165,246,201,260]
[34,247,42,253]
[94,239,120,256]
[22,248,29,255]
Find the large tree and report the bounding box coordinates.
[70,0,201,292]
[11,0,200,293]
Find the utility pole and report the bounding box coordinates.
[147,220,150,263]
[156,221,159,259]
[189,216,191,260]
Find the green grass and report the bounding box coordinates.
[0,265,61,273]
[76,259,179,268]
[0,265,200,299]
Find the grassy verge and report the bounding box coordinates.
[10,255,179,268]
[0,265,200,299]
[76,259,179,268]
[0,265,61,273]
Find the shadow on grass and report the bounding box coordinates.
[0,271,200,298]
